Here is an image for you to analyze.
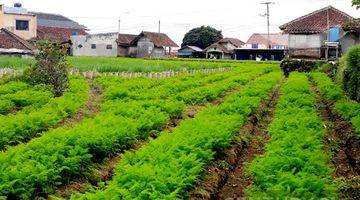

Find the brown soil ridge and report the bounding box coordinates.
[55,79,103,128]
[310,82,360,200]
[188,82,282,200]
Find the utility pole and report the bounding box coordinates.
[261,2,274,49]
[158,20,161,33]
[118,12,130,34]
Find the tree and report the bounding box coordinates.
[353,0,360,9]
[24,41,69,97]
[181,26,223,49]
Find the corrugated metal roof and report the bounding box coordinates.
[30,12,87,29]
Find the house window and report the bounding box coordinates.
[16,20,29,31]
[106,45,112,50]
[72,31,78,36]
[251,43,259,49]
[91,44,96,49]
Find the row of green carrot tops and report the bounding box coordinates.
[0,67,272,199]
[310,72,360,136]
[0,76,89,151]
[247,73,337,199]
[0,83,53,115]
[71,72,282,199]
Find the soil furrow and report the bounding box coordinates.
[55,79,103,128]
[310,82,360,200]
[189,82,282,200]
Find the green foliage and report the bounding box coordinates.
[247,73,337,199]
[181,26,223,49]
[23,41,69,96]
[342,45,360,102]
[0,76,89,150]
[1,55,280,72]
[0,81,29,95]
[311,72,360,136]
[73,72,282,199]
[0,86,52,115]
[353,0,360,9]
[0,67,273,199]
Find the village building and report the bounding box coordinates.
[0,3,37,40]
[0,28,36,56]
[205,38,244,59]
[29,12,87,44]
[280,6,360,60]
[243,33,288,49]
[235,33,288,61]
[117,34,138,57]
[130,31,178,58]
[71,32,118,57]
[177,45,204,58]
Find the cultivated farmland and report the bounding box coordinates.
[0,58,358,200]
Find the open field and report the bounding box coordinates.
[0,56,279,72]
[0,59,358,199]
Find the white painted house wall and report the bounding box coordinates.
[71,33,118,57]
[288,34,324,48]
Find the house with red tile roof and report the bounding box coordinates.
[204,38,245,59]
[280,6,360,59]
[29,12,87,44]
[0,28,35,55]
[71,31,178,58]
[130,31,179,58]
[243,33,288,49]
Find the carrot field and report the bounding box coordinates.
[0,59,358,200]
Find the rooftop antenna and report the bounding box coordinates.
[261,2,275,49]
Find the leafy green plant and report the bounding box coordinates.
[0,76,89,150]
[0,67,272,199]
[246,73,337,199]
[72,72,282,199]
[311,72,360,136]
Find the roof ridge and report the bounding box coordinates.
[280,6,354,30]
[1,28,35,50]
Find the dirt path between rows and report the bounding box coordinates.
[55,79,103,128]
[311,83,360,200]
[189,83,282,200]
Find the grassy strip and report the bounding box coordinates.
[310,72,360,136]
[0,70,265,199]
[0,76,89,150]
[246,73,337,199]
[73,72,282,199]
[0,56,280,72]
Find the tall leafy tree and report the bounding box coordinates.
[353,0,360,9]
[181,26,223,49]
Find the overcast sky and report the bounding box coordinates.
[1,0,359,45]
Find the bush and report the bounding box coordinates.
[23,41,69,97]
[342,45,360,102]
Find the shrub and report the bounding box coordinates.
[23,41,69,97]
[342,45,360,102]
